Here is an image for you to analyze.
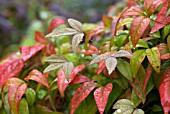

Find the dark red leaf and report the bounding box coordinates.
[70,75,90,84]
[151,1,170,33]
[2,78,27,114]
[57,65,86,97]
[35,31,48,44]
[25,69,49,88]
[161,53,170,60]
[102,15,113,28]
[143,64,153,91]
[94,83,112,114]
[70,81,96,114]
[130,16,150,47]
[144,0,165,15]
[159,67,170,114]
[0,59,23,87]
[97,61,106,75]
[86,26,104,41]
[48,17,66,33]
[85,45,100,56]
[57,70,69,97]
[20,45,45,61]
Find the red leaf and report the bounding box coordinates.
[85,45,100,56]
[57,65,86,97]
[25,69,49,88]
[121,6,144,17]
[126,0,137,8]
[48,17,66,33]
[94,83,112,114]
[86,26,104,41]
[143,64,153,91]
[144,0,165,15]
[57,70,69,97]
[102,15,113,28]
[35,31,48,44]
[45,43,56,56]
[2,78,27,114]
[159,67,170,114]
[151,1,170,33]
[97,61,106,75]
[0,59,23,87]
[20,45,45,61]
[70,75,90,84]
[130,16,150,47]
[161,53,170,60]
[70,81,96,114]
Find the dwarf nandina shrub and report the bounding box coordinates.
[0,0,170,114]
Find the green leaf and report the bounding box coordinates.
[62,62,74,81]
[113,74,129,89]
[44,63,64,73]
[68,18,82,32]
[72,33,84,52]
[106,57,117,75]
[130,50,146,78]
[117,18,133,29]
[114,34,128,48]
[146,47,160,73]
[117,59,133,82]
[45,54,68,63]
[131,89,141,107]
[34,105,63,114]
[167,35,170,50]
[65,53,79,63]
[162,24,170,40]
[37,89,47,100]
[19,98,29,114]
[25,88,36,106]
[46,28,78,38]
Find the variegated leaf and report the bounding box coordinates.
[133,109,144,114]
[45,54,68,63]
[114,50,132,58]
[90,54,110,65]
[106,57,117,75]
[113,99,134,110]
[46,28,79,38]
[68,18,82,32]
[72,33,84,52]
[43,63,64,73]
[62,62,74,81]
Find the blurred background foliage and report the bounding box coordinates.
[0,0,123,57]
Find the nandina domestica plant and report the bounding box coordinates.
[0,0,170,114]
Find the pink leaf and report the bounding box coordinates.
[120,6,144,17]
[48,17,66,33]
[70,81,96,114]
[85,45,100,56]
[144,0,165,15]
[86,26,104,42]
[0,59,23,87]
[2,78,27,114]
[70,65,85,82]
[70,75,90,84]
[20,45,45,61]
[94,83,113,114]
[45,43,56,56]
[151,1,170,33]
[25,69,49,88]
[97,61,106,75]
[159,67,170,114]
[130,16,150,47]
[161,53,170,60]
[126,0,137,8]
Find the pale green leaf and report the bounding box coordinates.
[45,54,68,63]
[114,50,132,58]
[133,109,144,114]
[106,57,117,75]
[90,54,110,65]
[72,33,84,52]
[62,62,74,81]
[68,18,82,32]
[44,63,64,73]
